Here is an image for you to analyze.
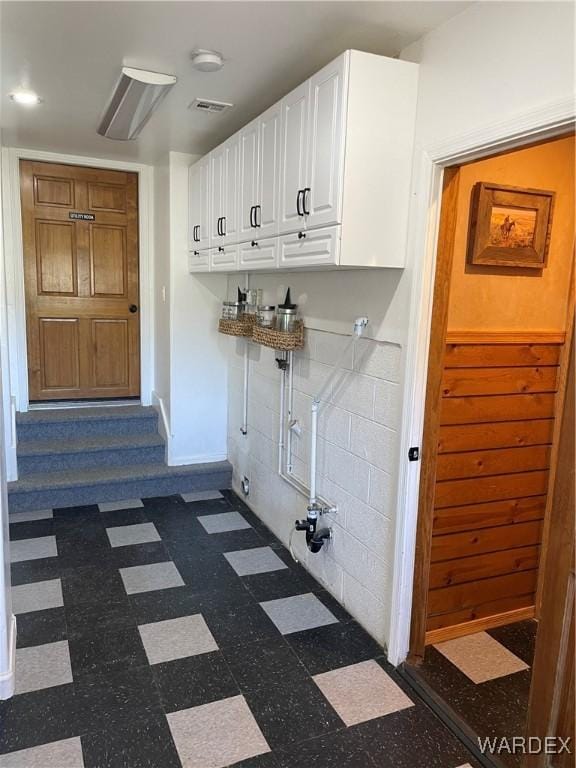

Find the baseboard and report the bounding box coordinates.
[425,606,536,646]
[167,452,229,466]
[0,614,16,700]
[151,391,171,461]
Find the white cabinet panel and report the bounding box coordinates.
[210,244,239,272]
[279,81,309,235]
[257,102,281,240]
[238,120,259,242]
[278,226,340,269]
[188,156,210,250]
[223,134,240,245]
[188,249,210,272]
[306,57,346,229]
[209,145,225,247]
[238,237,278,270]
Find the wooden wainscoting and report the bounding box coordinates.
[425,331,564,644]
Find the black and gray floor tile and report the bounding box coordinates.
[1,491,480,768]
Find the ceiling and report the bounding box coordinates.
[1,1,470,163]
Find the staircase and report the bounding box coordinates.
[8,405,232,512]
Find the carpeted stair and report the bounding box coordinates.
[8,406,231,512]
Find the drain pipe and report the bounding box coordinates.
[240,277,250,436]
[293,317,369,554]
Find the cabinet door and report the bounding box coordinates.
[306,56,347,229]
[188,162,201,251]
[279,81,309,235]
[209,146,225,248]
[278,225,340,269]
[238,237,277,271]
[238,119,259,242]
[257,101,281,240]
[210,245,238,272]
[222,134,240,245]
[195,156,211,250]
[188,249,210,272]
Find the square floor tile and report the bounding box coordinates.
[139,615,218,665]
[181,490,223,503]
[81,715,181,768]
[11,536,57,563]
[434,631,530,684]
[223,638,309,692]
[15,641,73,695]
[9,509,53,523]
[0,737,84,767]
[260,593,338,635]
[65,598,134,639]
[313,660,414,726]
[98,499,144,513]
[224,547,288,577]
[69,626,148,678]
[16,607,67,649]
[12,579,63,615]
[120,561,184,595]
[286,621,383,675]
[153,652,239,713]
[198,511,251,534]
[167,694,270,768]
[61,567,126,608]
[106,522,160,548]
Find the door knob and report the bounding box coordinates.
[129,304,138,313]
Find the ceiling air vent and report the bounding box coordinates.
[189,98,233,115]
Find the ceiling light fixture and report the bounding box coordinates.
[97,66,177,141]
[10,89,42,106]
[191,49,224,73]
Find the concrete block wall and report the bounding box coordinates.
[227,327,402,648]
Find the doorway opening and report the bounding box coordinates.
[406,134,575,767]
[20,159,141,403]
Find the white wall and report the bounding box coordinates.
[224,1,575,654]
[163,153,229,465]
[153,155,172,427]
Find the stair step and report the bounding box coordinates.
[17,406,158,441]
[8,461,232,512]
[17,434,166,474]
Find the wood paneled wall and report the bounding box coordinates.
[426,332,564,643]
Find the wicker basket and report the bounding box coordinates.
[218,314,256,338]
[252,320,305,351]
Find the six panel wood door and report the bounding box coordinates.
[20,160,140,401]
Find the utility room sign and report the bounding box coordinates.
[69,212,95,221]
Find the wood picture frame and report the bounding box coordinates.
[467,182,555,268]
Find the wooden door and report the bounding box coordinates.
[524,330,574,768]
[20,160,140,401]
[306,55,346,230]
[279,80,309,235]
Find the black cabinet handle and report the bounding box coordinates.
[193,225,199,242]
[216,218,221,236]
[251,240,258,247]
[129,304,138,314]
[296,190,304,217]
[249,206,255,228]
[218,217,225,236]
[303,187,311,216]
[254,205,261,228]
[298,231,306,239]
[221,216,226,236]
[193,250,199,256]
[218,246,224,253]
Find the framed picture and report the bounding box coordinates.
[467,182,555,268]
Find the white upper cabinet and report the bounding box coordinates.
[238,119,259,242]
[189,50,418,272]
[188,156,210,251]
[257,102,282,240]
[279,81,309,236]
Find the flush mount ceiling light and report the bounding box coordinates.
[191,49,224,73]
[97,66,177,141]
[9,89,42,106]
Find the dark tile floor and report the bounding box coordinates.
[413,621,537,768]
[2,490,480,768]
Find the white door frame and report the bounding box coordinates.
[387,96,575,666]
[1,147,154,414]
